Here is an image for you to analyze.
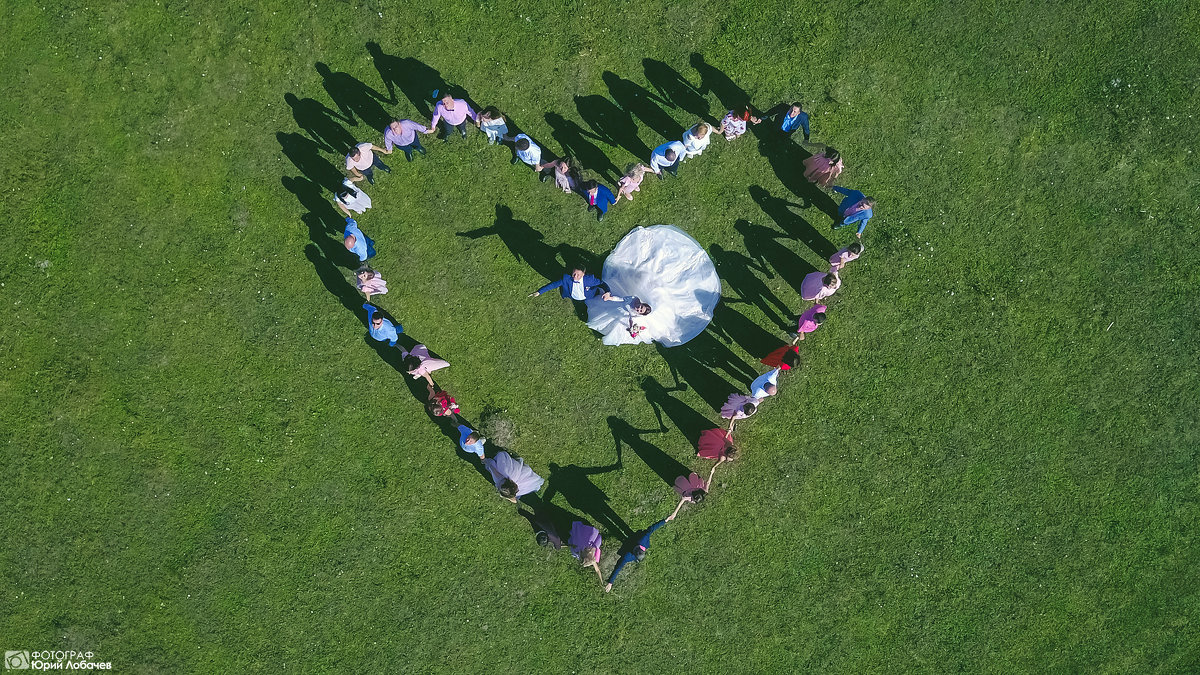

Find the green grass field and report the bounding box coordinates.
[2,0,1198,671]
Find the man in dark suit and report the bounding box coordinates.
[528,267,610,302]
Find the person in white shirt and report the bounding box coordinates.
[333,178,372,216]
[511,134,545,170]
[529,268,609,303]
[345,141,390,184]
[649,140,685,179]
[681,122,716,159]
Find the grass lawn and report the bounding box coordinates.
[2,0,1198,671]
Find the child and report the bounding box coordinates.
[428,382,460,419]
[614,164,651,203]
[830,241,864,270]
[334,178,372,216]
[355,267,388,303]
[793,304,827,341]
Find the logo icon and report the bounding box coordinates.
[4,651,30,670]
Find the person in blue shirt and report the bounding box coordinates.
[763,102,810,141]
[604,518,668,592]
[529,267,609,301]
[363,303,401,346]
[343,217,376,263]
[831,186,875,238]
[582,180,617,222]
[458,425,486,460]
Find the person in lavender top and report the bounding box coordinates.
[604,519,668,592]
[343,218,375,263]
[382,119,429,161]
[831,186,875,238]
[428,91,478,141]
[829,241,864,271]
[484,451,545,503]
[363,303,400,347]
[800,268,841,302]
[568,521,604,584]
[399,344,450,386]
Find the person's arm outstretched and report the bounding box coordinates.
[706,457,726,487]
[668,497,688,521]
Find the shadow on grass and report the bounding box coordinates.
[284,93,356,155]
[643,58,713,124]
[709,303,786,361]
[278,133,344,191]
[709,243,792,330]
[315,62,391,131]
[457,205,601,284]
[641,376,714,452]
[735,219,817,298]
[603,71,685,143]
[575,94,652,162]
[609,416,691,490]
[366,42,447,119]
[542,458,631,540]
[655,331,755,412]
[749,185,838,260]
[545,112,620,184]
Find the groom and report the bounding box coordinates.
[528,267,610,302]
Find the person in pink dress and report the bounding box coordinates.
[793,304,827,342]
[800,268,841,302]
[399,344,450,386]
[697,428,739,487]
[614,164,651,203]
[568,521,604,584]
[829,241,864,271]
[802,145,844,187]
[355,267,388,303]
[669,473,707,520]
[719,394,758,432]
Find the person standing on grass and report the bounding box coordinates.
[427,91,478,141]
[343,218,376,264]
[749,368,781,401]
[382,119,430,161]
[511,134,545,170]
[477,107,509,145]
[540,157,579,193]
[568,521,605,584]
[681,122,716,159]
[346,141,391,185]
[355,267,388,303]
[583,180,616,222]
[457,424,486,459]
[763,101,810,141]
[698,428,739,486]
[718,105,760,140]
[604,519,668,592]
[800,268,841,302]
[793,304,827,341]
[803,144,843,187]
[670,473,707,519]
[529,267,610,302]
[719,394,758,432]
[829,241,864,271]
[399,343,450,386]
[363,303,401,347]
[831,186,875,238]
[761,344,800,372]
[334,178,372,217]
[614,164,652,203]
[427,383,460,419]
[649,140,685,179]
[484,451,545,503]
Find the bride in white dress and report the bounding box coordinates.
[585,225,721,347]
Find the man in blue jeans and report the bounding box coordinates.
[605,518,668,591]
[345,141,391,185]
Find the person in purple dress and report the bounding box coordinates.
[484,451,545,503]
[719,394,758,432]
[670,473,707,520]
[800,268,841,302]
[568,521,604,584]
[698,428,739,487]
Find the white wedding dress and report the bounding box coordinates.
[586,225,721,347]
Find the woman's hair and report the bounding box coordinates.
[634,548,647,562]
[743,402,758,416]
[725,447,740,461]
[813,311,827,325]
[847,242,863,255]
[732,105,751,120]
[581,179,599,192]
[515,137,530,151]
[336,190,353,203]
[499,479,518,499]
[781,348,799,368]
[694,122,710,136]
[823,273,838,287]
[357,267,376,279]
[690,489,707,504]
[481,106,502,119]
[582,546,597,563]
[825,147,841,163]
[637,302,652,315]
[403,355,422,372]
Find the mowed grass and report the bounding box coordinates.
[1,0,1198,671]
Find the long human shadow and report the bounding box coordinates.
[640,376,714,451]
[575,94,652,161]
[315,61,391,131]
[655,331,755,411]
[544,112,621,183]
[542,459,631,540]
[735,219,818,298]
[457,205,600,284]
[282,175,343,235]
[602,71,686,143]
[688,53,752,114]
[708,303,785,361]
[643,58,713,123]
[284,93,356,155]
[609,416,690,490]
[749,185,838,259]
[278,132,344,191]
[709,243,791,329]
[518,494,587,549]
[365,42,447,118]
